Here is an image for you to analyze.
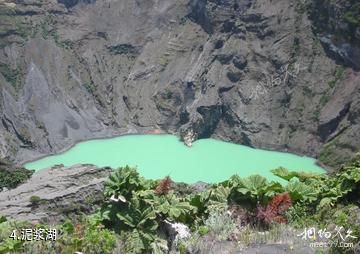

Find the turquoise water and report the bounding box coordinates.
[24,134,325,183]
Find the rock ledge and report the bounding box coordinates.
[0,164,111,223]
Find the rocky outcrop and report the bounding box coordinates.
[0,164,111,223]
[309,0,360,70]
[0,0,358,169]
[182,129,195,147]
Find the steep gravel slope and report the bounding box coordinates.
[0,0,358,169]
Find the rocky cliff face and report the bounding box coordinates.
[0,164,111,223]
[0,0,359,169]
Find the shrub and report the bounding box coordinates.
[104,166,148,201]
[0,217,116,254]
[256,192,292,226]
[108,44,137,55]
[197,226,209,236]
[285,203,314,228]
[55,218,116,254]
[227,174,284,210]
[0,219,32,253]
[155,176,173,195]
[204,210,237,241]
[0,167,34,191]
[29,196,41,206]
[0,64,23,89]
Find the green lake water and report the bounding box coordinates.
[24,134,326,183]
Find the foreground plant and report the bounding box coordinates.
[0,217,116,254]
[256,192,292,225]
[101,168,196,253]
[273,153,360,210]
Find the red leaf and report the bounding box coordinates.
[256,192,292,225]
[155,176,173,195]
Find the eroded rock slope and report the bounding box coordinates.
[0,0,359,169]
[0,164,111,223]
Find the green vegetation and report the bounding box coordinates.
[100,167,193,253]
[343,3,360,27]
[39,16,57,40]
[108,44,137,55]
[1,155,359,253]
[338,2,360,41]
[0,9,33,48]
[29,196,41,206]
[203,210,237,240]
[328,66,345,88]
[83,82,96,94]
[179,16,188,25]
[0,217,116,254]
[0,64,23,89]
[57,218,116,254]
[0,167,34,191]
[319,134,357,168]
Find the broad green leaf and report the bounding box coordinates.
[319,197,333,208]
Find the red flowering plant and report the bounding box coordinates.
[155,176,173,196]
[256,192,292,226]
